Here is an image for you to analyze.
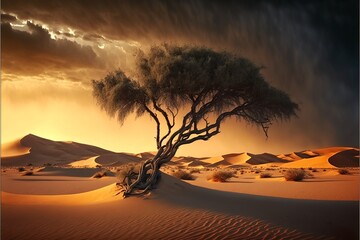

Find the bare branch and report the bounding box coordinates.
[242,110,271,138]
[159,106,178,146]
[167,107,178,127]
[176,127,220,147]
[151,98,178,147]
[143,104,161,149]
[164,89,208,149]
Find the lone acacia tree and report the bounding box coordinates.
[92,45,298,197]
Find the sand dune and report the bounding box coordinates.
[1,134,144,168]
[281,154,336,168]
[1,173,358,240]
[3,134,357,170]
[1,139,31,157]
[247,148,358,168]
[201,153,251,168]
[1,135,359,240]
[224,153,251,164]
[21,134,113,156]
[277,153,294,161]
[282,148,359,168]
[278,152,303,161]
[311,147,354,155]
[1,134,114,166]
[207,159,232,168]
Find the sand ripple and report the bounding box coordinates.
[2,203,334,240]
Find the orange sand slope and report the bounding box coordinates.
[1,174,359,240]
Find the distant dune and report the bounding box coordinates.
[1,134,139,167]
[1,134,359,168]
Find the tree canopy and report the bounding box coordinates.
[93,45,298,144]
[92,45,299,196]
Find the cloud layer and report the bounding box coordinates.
[1,0,358,151]
[1,21,102,76]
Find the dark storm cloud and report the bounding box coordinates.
[1,21,102,75]
[1,12,17,23]
[2,0,358,147]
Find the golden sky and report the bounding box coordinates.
[1,1,358,156]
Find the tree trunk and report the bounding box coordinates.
[118,148,175,197]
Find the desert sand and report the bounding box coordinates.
[1,134,359,240]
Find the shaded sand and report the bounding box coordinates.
[95,153,142,166]
[329,149,359,167]
[1,174,358,240]
[247,153,288,165]
[224,153,251,164]
[277,153,295,161]
[35,166,114,177]
[295,150,319,158]
[301,150,319,157]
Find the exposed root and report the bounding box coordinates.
[117,161,162,198]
